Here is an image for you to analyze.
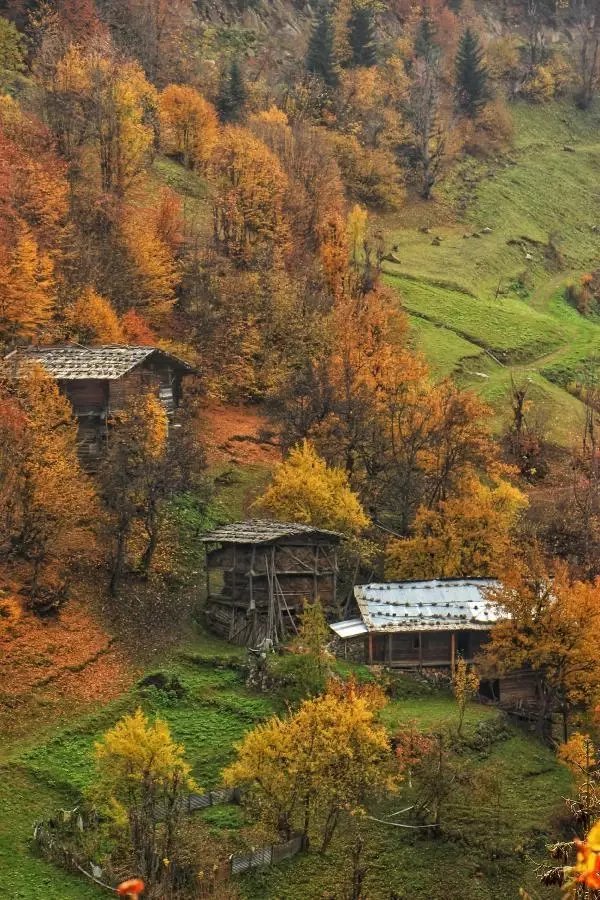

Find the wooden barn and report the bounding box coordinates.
[201,520,341,647]
[3,345,194,468]
[331,579,538,705]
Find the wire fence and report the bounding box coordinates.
[34,789,306,894]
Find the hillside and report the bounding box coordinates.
[382,101,600,445]
[0,631,572,900]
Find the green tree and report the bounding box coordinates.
[414,5,439,62]
[348,2,377,68]
[0,17,24,90]
[307,1,339,87]
[455,28,489,118]
[217,58,247,122]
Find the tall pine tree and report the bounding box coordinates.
[306,1,339,87]
[217,59,247,122]
[348,2,377,67]
[455,29,489,118]
[414,5,439,62]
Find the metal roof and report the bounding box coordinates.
[350,579,502,633]
[330,618,368,639]
[3,345,194,380]
[200,519,342,545]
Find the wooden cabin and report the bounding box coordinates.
[201,520,341,647]
[330,579,538,705]
[3,345,194,468]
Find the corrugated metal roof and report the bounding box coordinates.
[353,579,502,633]
[200,519,341,544]
[3,345,194,380]
[330,618,368,639]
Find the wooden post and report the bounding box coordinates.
[388,633,392,666]
[418,632,423,667]
[249,545,256,611]
[451,632,456,673]
[313,545,319,602]
[368,634,373,664]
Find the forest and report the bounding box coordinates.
[2,0,600,897]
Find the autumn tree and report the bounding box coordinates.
[452,657,480,736]
[159,84,218,169]
[385,476,527,580]
[120,200,180,322]
[99,389,205,593]
[66,286,124,344]
[483,554,600,740]
[254,440,370,536]
[94,708,195,889]
[223,679,396,851]
[0,224,56,343]
[211,126,289,266]
[49,44,158,196]
[100,390,169,594]
[407,50,446,199]
[0,364,96,609]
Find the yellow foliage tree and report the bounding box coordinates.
[53,45,158,196]
[8,363,96,607]
[254,440,369,536]
[67,286,124,344]
[223,679,396,851]
[385,476,527,581]
[159,84,218,169]
[0,225,56,343]
[452,657,480,736]
[211,125,289,265]
[121,204,180,322]
[94,708,195,886]
[559,732,597,786]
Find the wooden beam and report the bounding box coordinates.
[451,632,456,673]
[388,633,392,666]
[368,634,373,664]
[418,632,423,667]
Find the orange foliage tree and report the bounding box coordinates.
[159,84,218,169]
[0,364,96,609]
[66,286,124,344]
[0,225,56,344]
[484,554,600,739]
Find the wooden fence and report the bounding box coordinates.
[34,789,306,893]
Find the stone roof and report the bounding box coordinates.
[347,579,503,633]
[3,345,194,381]
[200,519,342,545]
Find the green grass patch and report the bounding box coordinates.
[386,273,564,363]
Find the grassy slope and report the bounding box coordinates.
[384,101,600,446]
[1,633,571,900]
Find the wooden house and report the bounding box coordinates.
[330,579,538,704]
[3,345,194,468]
[201,520,341,647]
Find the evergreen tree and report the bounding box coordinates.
[217,59,247,122]
[414,5,439,62]
[306,1,339,87]
[348,2,377,67]
[455,28,489,118]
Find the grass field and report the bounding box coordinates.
[382,101,600,447]
[0,630,571,900]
